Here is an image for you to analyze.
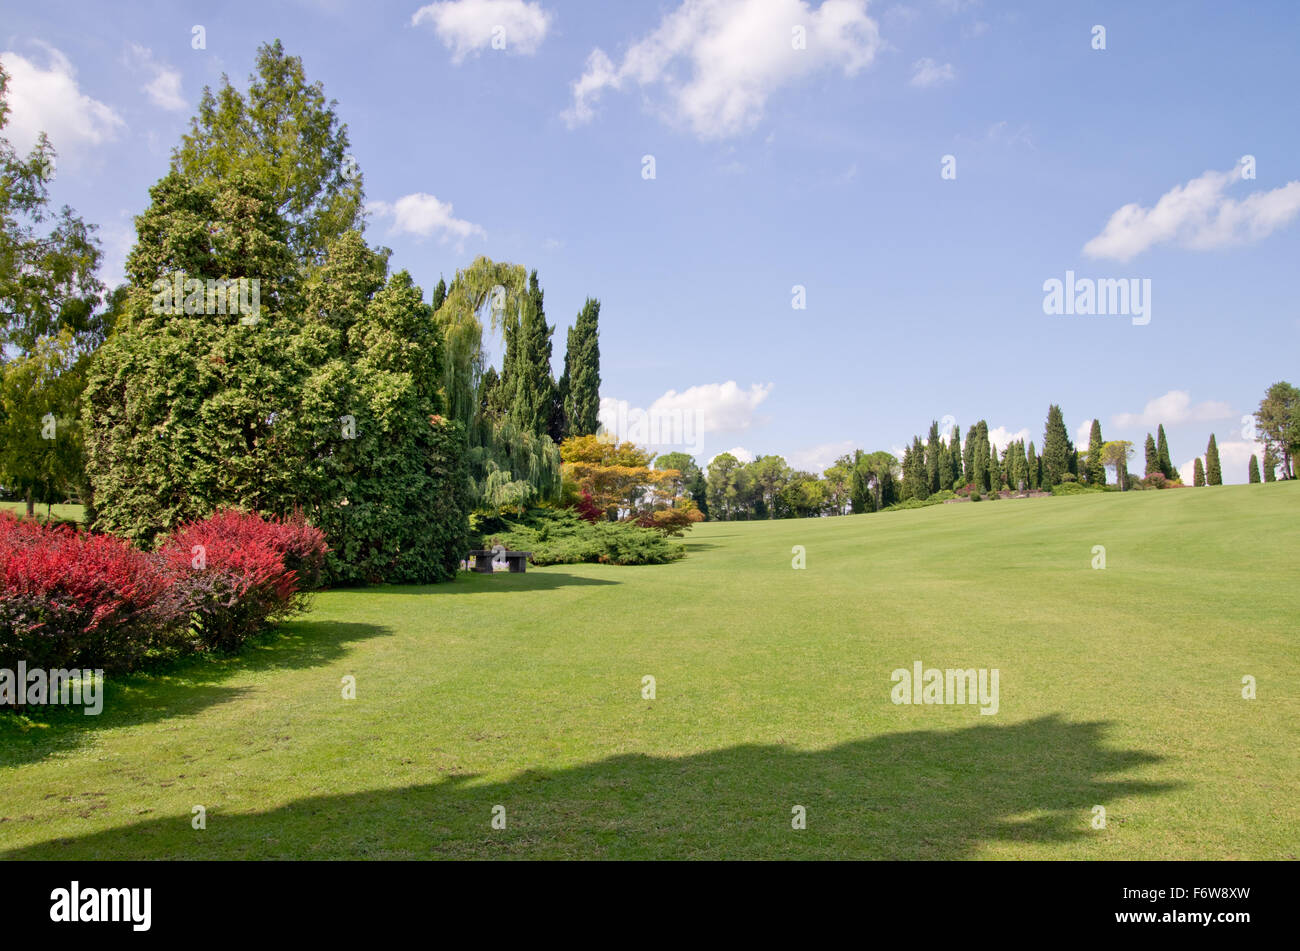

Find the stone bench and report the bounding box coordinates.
[467,549,532,573]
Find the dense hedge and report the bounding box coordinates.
[0,509,326,673]
[472,508,684,566]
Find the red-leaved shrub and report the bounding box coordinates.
[0,512,176,671]
[573,489,604,524]
[158,509,327,653]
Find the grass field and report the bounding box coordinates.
[2,483,1297,859]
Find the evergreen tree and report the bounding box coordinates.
[925,420,942,494]
[1042,404,1070,485]
[507,270,558,438]
[431,277,447,311]
[988,439,1001,491]
[1026,441,1039,490]
[972,422,988,491]
[1087,419,1106,485]
[562,298,601,436]
[963,425,977,484]
[1157,424,1175,479]
[1248,454,1261,484]
[1205,433,1222,485]
[1263,447,1277,482]
[1193,457,1205,487]
[1144,434,1159,476]
[949,426,963,487]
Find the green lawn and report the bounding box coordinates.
[2,483,1297,859]
[0,501,86,525]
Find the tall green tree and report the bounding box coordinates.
[1156,424,1175,479]
[963,425,977,485]
[172,40,364,265]
[1026,441,1039,490]
[1144,434,1159,476]
[1248,454,1261,484]
[1193,457,1205,487]
[751,455,791,518]
[562,297,601,437]
[1204,433,1222,485]
[1254,381,1299,480]
[1262,447,1277,482]
[924,420,941,494]
[1086,419,1106,485]
[1042,405,1070,486]
[948,425,963,487]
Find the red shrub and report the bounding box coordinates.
[573,489,603,524]
[158,509,326,652]
[0,512,176,671]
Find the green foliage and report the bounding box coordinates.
[472,507,683,565]
[1049,481,1103,496]
[1248,454,1261,484]
[172,40,363,266]
[1086,419,1106,485]
[1042,404,1070,486]
[1254,381,1299,480]
[563,298,601,437]
[1205,433,1222,485]
[1262,446,1277,482]
[1193,457,1205,487]
[1157,424,1175,479]
[1144,434,1159,476]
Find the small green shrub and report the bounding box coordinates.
[470,508,684,566]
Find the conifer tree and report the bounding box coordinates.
[1157,424,1175,479]
[1193,457,1205,486]
[1205,433,1222,485]
[1144,434,1159,476]
[1087,419,1106,485]
[925,420,942,494]
[949,426,963,487]
[562,298,601,436]
[1248,454,1261,483]
[1263,447,1277,482]
[963,425,977,484]
[1042,405,1070,486]
[1026,441,1039,489]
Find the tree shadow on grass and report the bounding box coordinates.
[3,714,1178,860]
[352,571,620,596]
[0,621,391,769]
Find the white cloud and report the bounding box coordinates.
[601,381,773,437]
[0,43,125,156]
[1083,165,1300,263]
[987,426,1029,452]
[126,44,186,111]
[1112,390,1234,430]
[562,0,884,139]
[909,57,954,87]
[368,193,486,245]
[411,0,552,62]
[787,439,856,472]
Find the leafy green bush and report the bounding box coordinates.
[1049,481,1104,496]
[471,508,683,566]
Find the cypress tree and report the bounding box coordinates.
[1087,419,1106,485]
[925,420,941,494]
[1157,424,1175,479]
[973,421,989,491]
[1193,457,1205,487]
[963,425,977,485]
[949,426,963,487]
[431,276,447,311]
[1263,447,1278,482]
[1248,454,1261,483]
[1042,405,1070,485]
[1026,441,1039,489]
[563,298,601,437]
[912,435,929,499]
[508,270,558,438]
[1144,434,1159,476]
[1205,433,1222,485]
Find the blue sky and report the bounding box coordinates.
[3,0,1298,483]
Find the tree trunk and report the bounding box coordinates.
[25,486,35,518]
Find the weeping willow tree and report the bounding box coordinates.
[435,256,562,513]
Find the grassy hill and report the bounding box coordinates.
[2,483,1297,859]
